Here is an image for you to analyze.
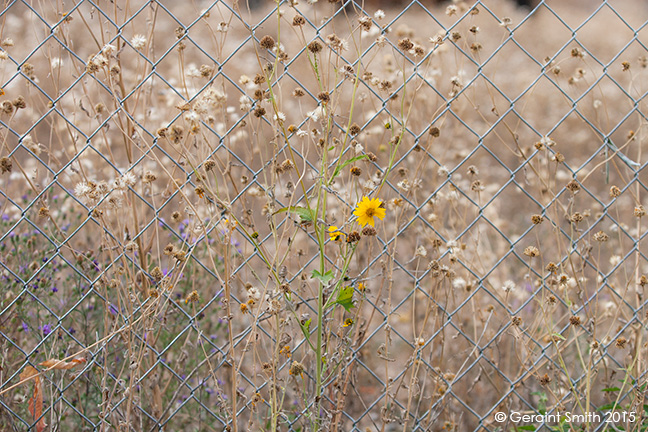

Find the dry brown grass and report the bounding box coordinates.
[0,1,647,431]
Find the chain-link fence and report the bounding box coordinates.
[1,0,647,431]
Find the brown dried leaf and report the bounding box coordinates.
[39,357,86,370]
[19,366,45,432]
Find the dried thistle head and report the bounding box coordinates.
[609,185,621,198]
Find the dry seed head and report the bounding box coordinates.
[615,337,627,349]
[38,206,50,218]
[569,315,581,326]
[511,316,522,326]
[21,62,35,79]
[609,185,621,197]
[471,180,484,192]
[634,205,646,217]
[531,214,544,224]
[203,159,216,172]
[362,225,376,236]
[429,126,440,137]
[524,246,540,258]
[289,361,305,376]
[259,35,275,50]
[349,123,361,136]
[569,212,583,223]
[253,107,266,118]
[546,262,557,273]
[0,156,11,174]
[552,152,565,163]
[277,159,294,174]
[570,47,583,58]
[292,15,305,26]
[173,250,186,262]
[170,125,184,143]
[12,96,26,109]
[539,374,551,386]
[358,16,372,31]
[350,166,361,176]
[151,266,164,282]
[593,230,609,242]
[639,275,648,286]
[317,91,330,103]
[308,40,323,54]
[566,180,580,193]
[347,231,361,243]
[143,172,156,183]
[398,38,414,51]
[292,87,305,97]
[185,290,199,304]
[1,101,13,114]
[199,64,214,78]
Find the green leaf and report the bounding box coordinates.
[303,318,311,332]
[335,286,355,312]
[273,206,314,223]
[311,269,334,285]
[518,426,536,431]
[551,333,566,341]
[598,403,619,411]
[331,155,368,180]
[602,387,621,392]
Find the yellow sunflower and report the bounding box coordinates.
[328,225,343,241]
[353,196,386,227]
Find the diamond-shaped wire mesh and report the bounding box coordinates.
[1,0,647,431]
